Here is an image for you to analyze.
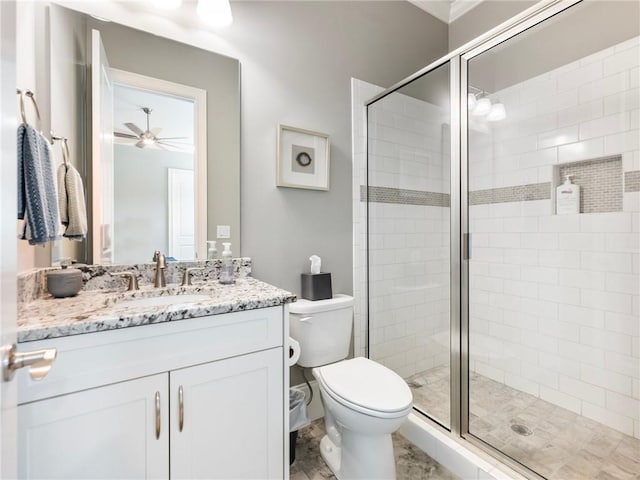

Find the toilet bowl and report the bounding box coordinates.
[289,296,413,479]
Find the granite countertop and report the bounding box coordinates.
[18,277,296,343]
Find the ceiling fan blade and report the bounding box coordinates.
[125,122,144,136]
[114,131,139,139]
[150,127,163,136]
[156,136,189,141]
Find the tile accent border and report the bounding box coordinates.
[625,170,640,193]
[361,185,450,207]
[469,182,551,206]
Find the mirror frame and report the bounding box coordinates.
[93,68,207,263]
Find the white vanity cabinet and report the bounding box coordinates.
[16,305,289,479]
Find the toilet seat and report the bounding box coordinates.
[315,357,413,419]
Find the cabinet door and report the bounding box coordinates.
[18,374,169,479]
[170,348,283,479]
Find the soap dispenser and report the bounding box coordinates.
[556,174,580,215]
[219,242,235,285]
[207,240,218,260]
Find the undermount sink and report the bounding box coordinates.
[119,294,211,308]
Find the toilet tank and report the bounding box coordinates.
[289,294,354,368]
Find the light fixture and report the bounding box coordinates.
[152,0,182,9]
[467,93,477,111]
[197,0,233,27]
[487,102,507,122]
[472,96,492,116]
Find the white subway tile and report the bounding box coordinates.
[580,112,631,140]
[488,263,521,280]
[581,364,633,396]
[538,126,579,149]
[559,233,606,251]
[521,265,558,284]
[471,218,503,233]
[539,250,581,269]
[539,386,582,414]
[558,61,603,92]
[605,312,640,336]
[606,391,640,421]
[503,217,538,233]
[604,131,640,155]
[489,233,520,249]
[580,46,615,66]
[559,269,606,290]
[631,67,640,89]
[604,88,640,116]
[604,45,640,76]
[560,375,606,406]
[502,280,539,299]
[580,72,629,104]
[580,325,632,355]
[475,361,505,384]
[505,373,539,397]
[489,293,522,311]
[581,251,634,273]
[472,275,504,293]
[558,137,604,163]
[539,214,580,232]
[606,232,640,252]
[605,351,640,378]
[581,289,633,314]
[539,284,581,306]
[539,352,580,378]
[558,99,604,128]
[521,362,559,389]
[559,304,605,328]
[606,272,639,295]
[580,212,632,233]
[539,317,580,342]
[488,202,522,219]
[615,36,640,53]
[538,90,578,116]
[527,331,560,354]
[558,339,605,367]
[624,192,640,213]
[582,402,634,436]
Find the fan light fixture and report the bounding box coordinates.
[472,97,492,116]
[487,102,507,122]
[197,0,233,27]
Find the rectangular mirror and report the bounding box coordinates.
[49,4,240,265]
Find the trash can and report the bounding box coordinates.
[289,388,309,465]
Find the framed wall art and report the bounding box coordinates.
[276,124,330,191]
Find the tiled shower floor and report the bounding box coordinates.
[407,366,640,479]
[290,419,458,480]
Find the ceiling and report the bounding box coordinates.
[408,0,484,23]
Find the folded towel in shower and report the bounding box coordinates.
[57,162,88,240]
[17,124,61,244]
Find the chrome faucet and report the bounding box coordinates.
[152,250,167,288]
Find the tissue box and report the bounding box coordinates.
[301,273,332,301]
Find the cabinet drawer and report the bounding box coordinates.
[18,306,284,404]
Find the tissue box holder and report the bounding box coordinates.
[301,273,332,301]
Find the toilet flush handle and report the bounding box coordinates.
[299,316,313,323]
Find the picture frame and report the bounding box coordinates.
[276,124,330,191]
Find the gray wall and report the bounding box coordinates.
[448,0,536,51]
[113,145,193,264]
[225,1,448,297]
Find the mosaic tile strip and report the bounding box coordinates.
[559,156,622,213]
[360,185,450,207]
[625,170,640,193]
[469,182,551,206]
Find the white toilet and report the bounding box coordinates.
[289,295,413,480]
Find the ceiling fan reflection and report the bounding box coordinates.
[114,107,191,151]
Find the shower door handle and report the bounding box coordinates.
[464,233,472,260]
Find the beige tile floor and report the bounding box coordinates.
[290,419,458,480]
[407,366,640,479]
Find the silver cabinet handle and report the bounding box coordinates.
[178,385,184,432]
[155,391,161,440]
[2,344,57,382]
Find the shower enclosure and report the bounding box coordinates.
[361,1,639,478]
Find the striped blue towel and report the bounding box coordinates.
[17,124,61,244]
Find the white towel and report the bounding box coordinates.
[57,162,87,240]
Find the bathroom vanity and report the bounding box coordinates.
[16,269,295,479]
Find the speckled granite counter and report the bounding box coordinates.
[18,277,296,343]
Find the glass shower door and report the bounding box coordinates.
[464,1,640,477]
[367,62,453,428]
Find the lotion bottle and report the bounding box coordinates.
[207,240,217,260]
[556,175,580,215]
[219,242,235,284]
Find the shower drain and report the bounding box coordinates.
[511,423,533,436]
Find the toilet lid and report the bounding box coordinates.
[316,357,412,414]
